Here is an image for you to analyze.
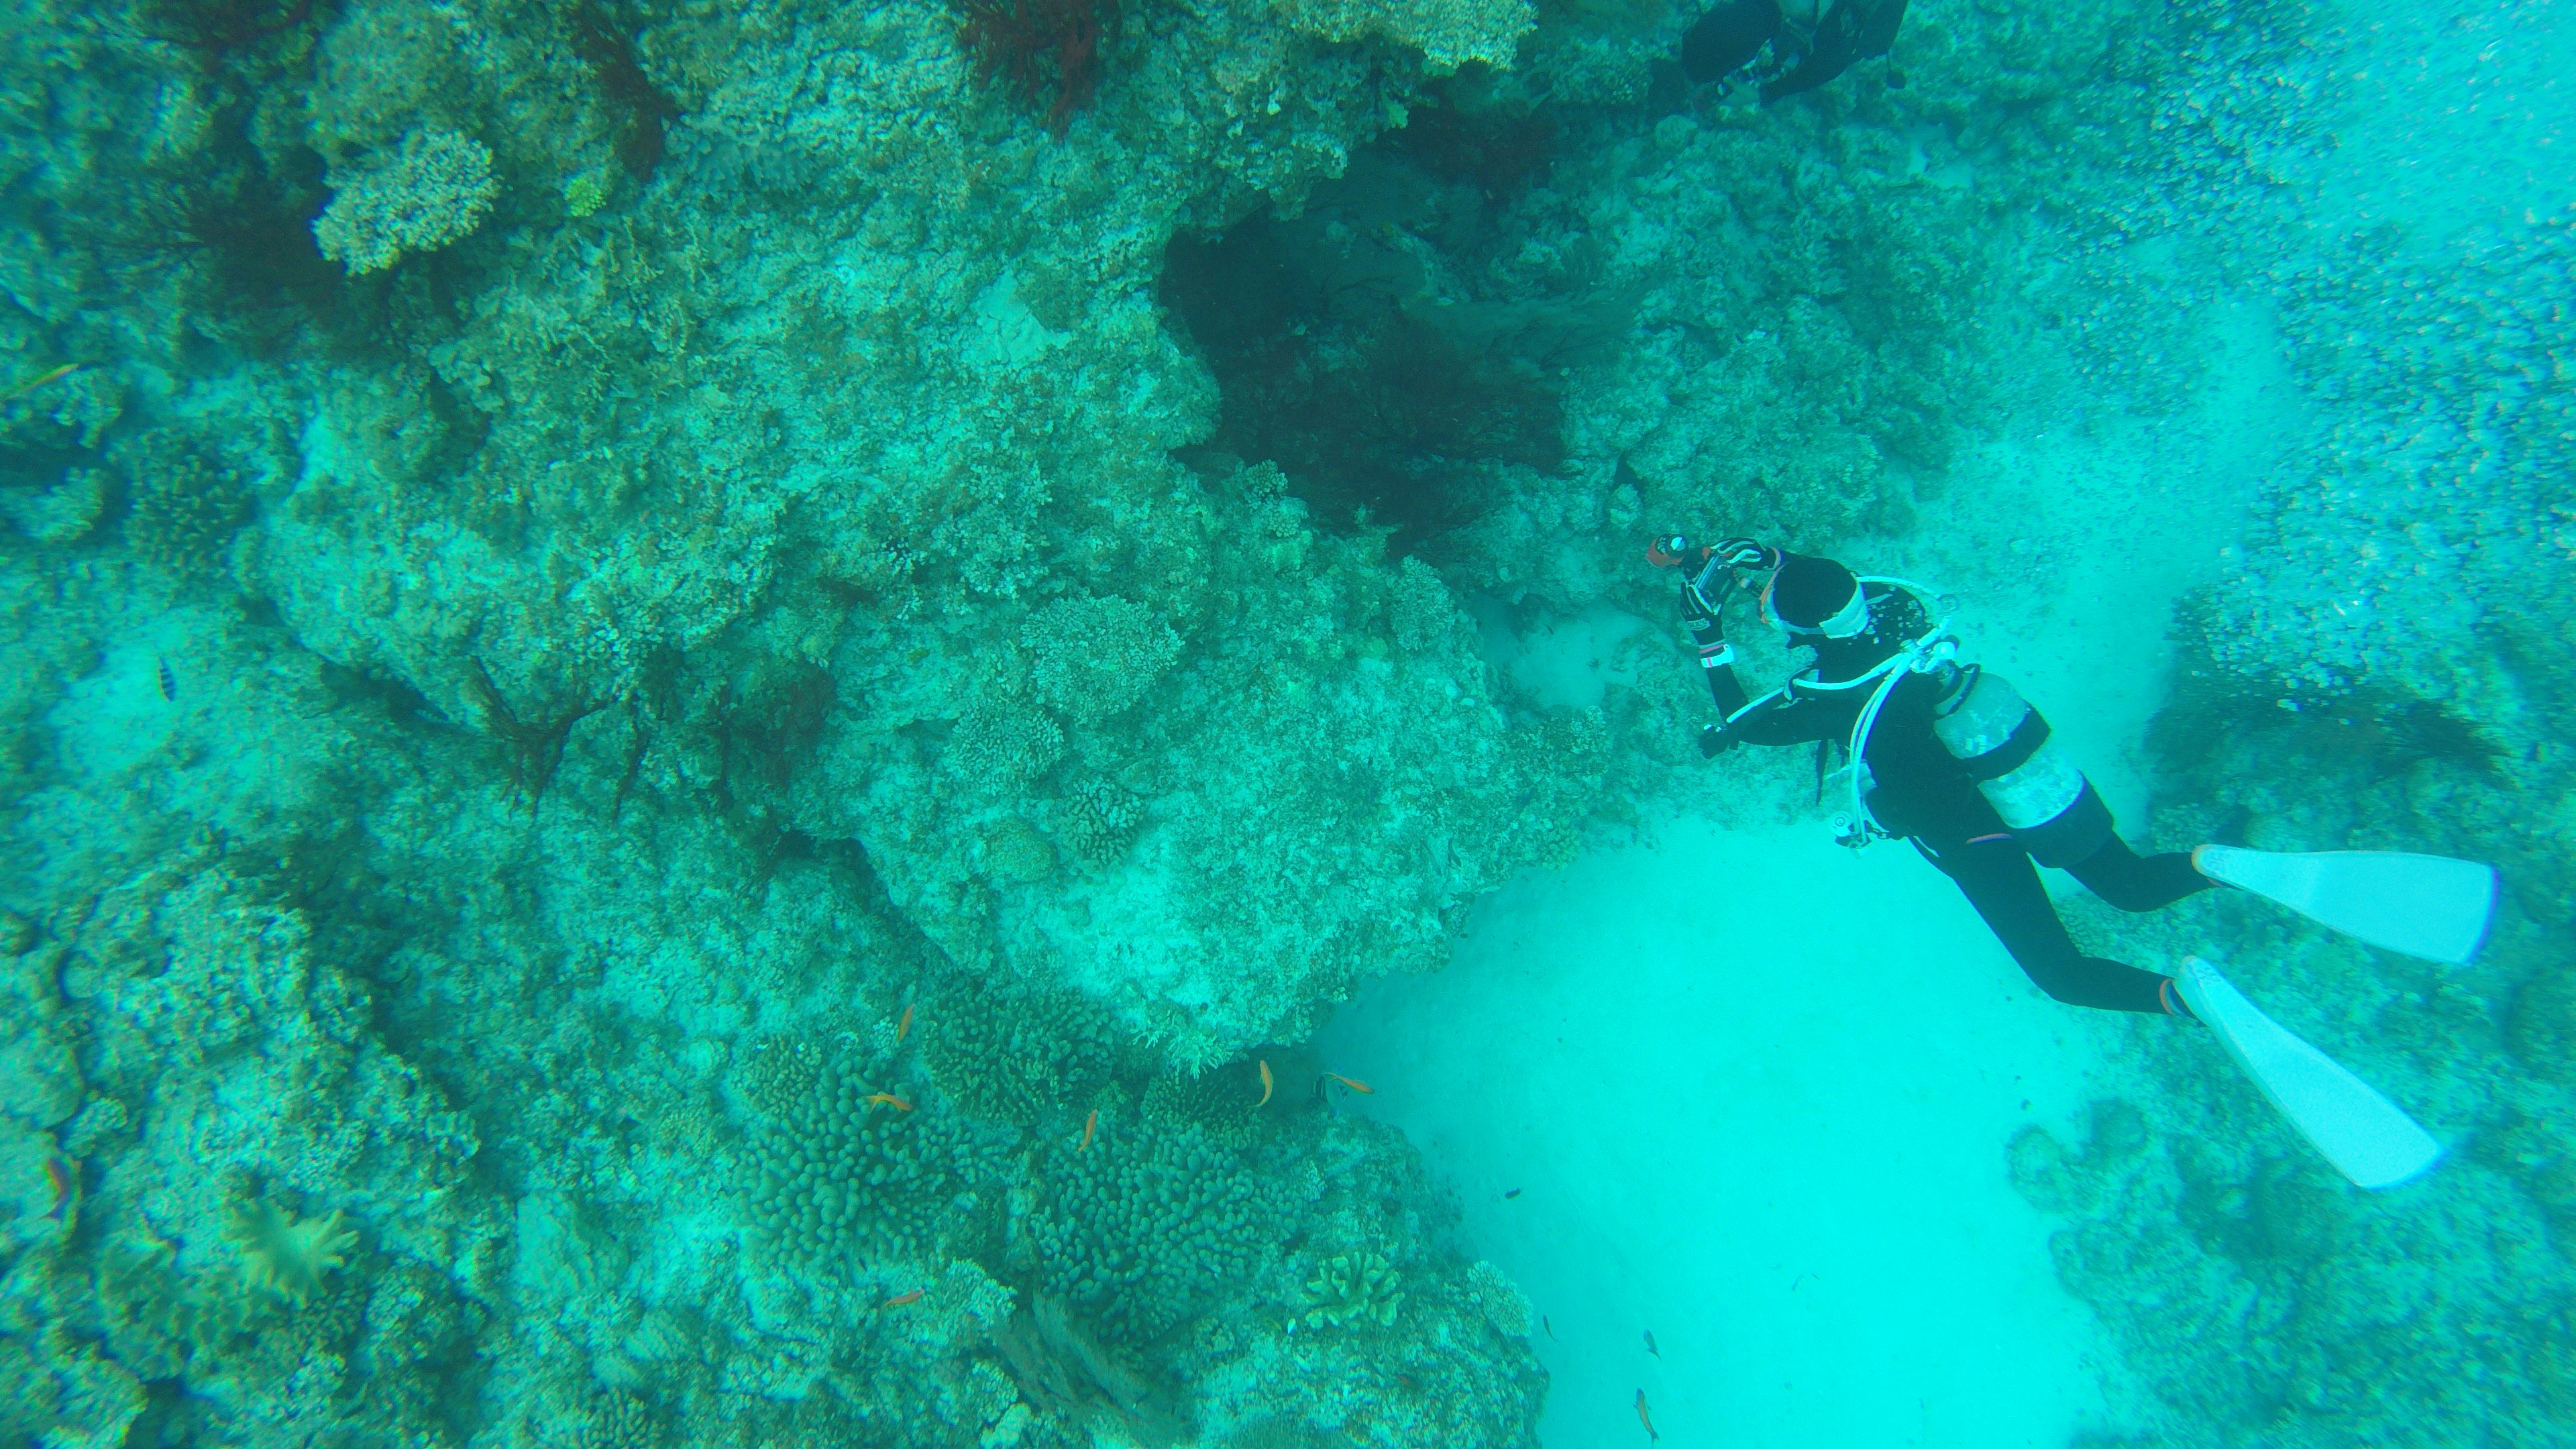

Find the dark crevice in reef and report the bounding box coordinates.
[566,0,683,180]
[1159,89,1631,555]
[2151,641,2502,798]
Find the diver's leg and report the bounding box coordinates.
[1917,836,2179,1014]
[2067,835,2216,912]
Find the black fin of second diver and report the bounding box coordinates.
[1681,0,1782,85]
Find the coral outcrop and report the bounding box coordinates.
[313,126,500,274]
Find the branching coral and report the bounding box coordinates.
[1029,1118,1286,1342]
[1028,596,1179,724]
[749,1058,1008,1263]
[227,1199,359,1302]
[313,127,498,275]
[955,0,1114,133]
[950,693,1065,786]
[1060,775,1144,864]
[1303,1251,1401,1329]
[117,429,254,575]
[1462,1259,1532,1338]
[920,977,1118,1128]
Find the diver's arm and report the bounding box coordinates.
[1702,688,1851,755]
[1680,577,1753,716]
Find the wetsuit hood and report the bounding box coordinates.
[1766,553,1866,636]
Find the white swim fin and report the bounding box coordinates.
[2174,957,2442,1190]
[2193,845,2498,965]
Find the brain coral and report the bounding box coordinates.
[226,1199,358,1302]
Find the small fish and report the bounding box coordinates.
[1079,1107,1097,1153]
[1635,1390,1659,1442]
[154,656,177,703]
[40,1157,73,1223]
[1503,1187,1523,1199]
[1,362,78,402]
[863,1091,913,1112]
[1644,1330,1660,1358]
[895,1003,914,1044]
[1256,1059,1274,1108]
[1324,1072,1373,1095]
[881,1289,924,1308]
[1543,1314,1556,1341]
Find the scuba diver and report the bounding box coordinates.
[1678,0,1909,103]
[1652,531,2500,1189]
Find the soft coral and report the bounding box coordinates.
[955,0,1112,133]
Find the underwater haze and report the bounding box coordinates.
[0,0,2568,1444]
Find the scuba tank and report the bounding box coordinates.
[1929,665,2113,867]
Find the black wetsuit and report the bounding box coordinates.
[1705,586,2213,1014]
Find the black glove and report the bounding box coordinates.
[1713,537,1780,570]
[1697,723,1735,757]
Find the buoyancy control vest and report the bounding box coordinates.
[1927,664,2114,865]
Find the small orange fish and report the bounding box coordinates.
[40,1157,73,1223]
[895,1003,914,1044]
[881,1289,924,1307]
[1256,1059,1274,1108]
[1079,1108,1097,1153]
[1635,1391,1658,1442]
[1325,1072,1374,1095]
[863,1091,913,1112]
[1,362,78,402]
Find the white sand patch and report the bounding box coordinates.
[1322,819,2140,1448]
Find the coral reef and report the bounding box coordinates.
[1027,1115,1290,1342]
[225,1200,360,1302]
[312,126,499,274]
[1302,1250,1403,1329]
[749,1056,1009,1263]
[1028,594,1181,724]
[1277,0,1537,73]
[1,0,2551,1438]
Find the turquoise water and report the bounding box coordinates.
[1,0,2569,1445]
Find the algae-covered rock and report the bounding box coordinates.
[1275,0,1536,72]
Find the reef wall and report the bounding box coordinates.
[2004,0,2576,1442]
